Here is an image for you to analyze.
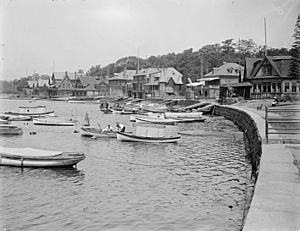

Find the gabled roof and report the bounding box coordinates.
[204,62,244,78]
[158,67,183,84]
[53,72,85,80]
[246,56,292,79]
[57,75,74,88]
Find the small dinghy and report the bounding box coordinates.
[0,125,23,135]
[0,147,85,167]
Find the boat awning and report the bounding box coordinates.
[0,147,62,157]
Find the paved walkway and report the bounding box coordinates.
[236,106,300,231]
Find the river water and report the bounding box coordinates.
[0,99,249,231]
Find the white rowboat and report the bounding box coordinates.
[116,132,180,143]
[33,118,76,126]
[0,147,85,167]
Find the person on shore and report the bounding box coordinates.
[272,97,279,107]
[102,124,113,132]
[116,122,126,132]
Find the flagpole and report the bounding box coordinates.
[264,17,267,56]
[137,48,140,74]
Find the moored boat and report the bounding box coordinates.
[0,125,23,135]
[80,112,116,138]
[81,127,116,138]
[116,123,180,143]
[0,119,10,124]
[0,147,85,167]
[33,117,76,126]
[135,116,180,125]
[7,115,32,121]
[164,112,203,119]
[5,105,55,117]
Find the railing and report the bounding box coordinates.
[265,106,300,143]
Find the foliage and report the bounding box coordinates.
[0,80,19,93]
[288,14,300,79]
[86,38,293,83]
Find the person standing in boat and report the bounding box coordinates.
[102,124,113,132]
[116,122,126,132]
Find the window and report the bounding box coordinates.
[267,83,271,93]
[263,83,267,93]
[292,83,297,92]
[272,83,276,92]
[278,83,281,92]
[253,84,256,93]
[285,82,289,92]
[262,64,272,76]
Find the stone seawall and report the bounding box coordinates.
[213,105,262,177]
[213,105,262,227]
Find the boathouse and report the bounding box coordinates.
[145,67,184,98]
[244,56,300,99]
[109,70,136,97]
[202,62,244,99]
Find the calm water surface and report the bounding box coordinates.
[0,99,249,231]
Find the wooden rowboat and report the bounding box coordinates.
[33,118,76,126]
[135,116,180,125]
[0,147,85,168]
[116,132,180,143]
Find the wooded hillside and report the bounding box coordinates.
[87,38,290,83]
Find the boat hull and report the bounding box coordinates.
[81,127,116,138]
[7,115,32,121]
[0,126,23,135]
[0,152,85,168]
[33,118,75,126]
[5,111,55,117]
[135,117,179,125]
[116,132,180,143]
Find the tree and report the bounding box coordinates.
[220,39,236,54]
[288,14,300,79]
[239,39,259,57]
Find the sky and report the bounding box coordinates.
[0,0,299,80]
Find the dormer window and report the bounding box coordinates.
[262,64,272,76]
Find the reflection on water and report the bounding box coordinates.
[0,99,250,231]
